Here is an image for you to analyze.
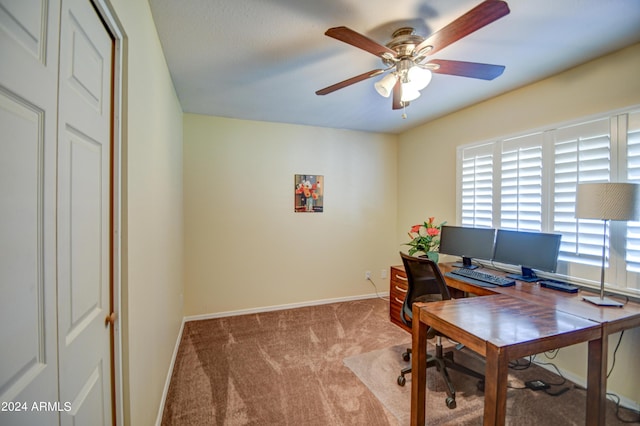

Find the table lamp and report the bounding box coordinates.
[575,182,640,307]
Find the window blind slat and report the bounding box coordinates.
[500,142,542,231]
[461,148,494,228]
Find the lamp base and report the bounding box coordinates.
[582,295,623,307]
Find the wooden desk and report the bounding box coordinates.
[410,294,602,426]
[406,263,640,426]
[439,263,640,326]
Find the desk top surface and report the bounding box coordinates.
[416,294,600,351]
[393,263,640,328]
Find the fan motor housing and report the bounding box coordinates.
[383,27,425,65]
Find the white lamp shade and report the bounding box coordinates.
[374,73,397,98]
[407,66,432,90]
[575,182,640,221]
[400,84,420,102]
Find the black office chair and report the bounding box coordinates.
[397,252,484,409]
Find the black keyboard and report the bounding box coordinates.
[539,280,579,293]
[448,268,516,287]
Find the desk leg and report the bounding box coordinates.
[483,342,508,426]
[586,335,607,426]
[410,304,428,426]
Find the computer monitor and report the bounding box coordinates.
[439,226,496,269]
[492,229,562,282]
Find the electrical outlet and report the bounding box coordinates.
[365,271,371,280]
[381,269,387,279]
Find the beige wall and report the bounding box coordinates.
[97,0,640,417]
[397,43,640,407]
[110,0,184,424]
[183,115,398,316]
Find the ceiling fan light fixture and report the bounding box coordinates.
[400,84,420,102]
[317,0,512,117]
[374,73,398,98]
[407,66,432,90]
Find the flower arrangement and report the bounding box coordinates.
[405,217,446,257]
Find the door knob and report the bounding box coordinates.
[105,312,116,327]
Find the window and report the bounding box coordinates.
[500,133,544,231]
[457,108,640,297]
[460,143,493,228]
[624,111,640,291]
[553,119,611,267]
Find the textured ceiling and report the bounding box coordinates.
[148,0,640,134]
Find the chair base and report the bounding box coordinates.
[397,345,484,409]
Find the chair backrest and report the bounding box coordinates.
[399,252,451,328]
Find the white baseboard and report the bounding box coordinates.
[183,292,389,322]
[155,318,186,426]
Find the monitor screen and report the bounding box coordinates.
[492,229,562,281]
[439,226,496,269]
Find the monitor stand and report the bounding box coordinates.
[452,256,478,270]
[507,266,538,282]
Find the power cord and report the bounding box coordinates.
[607,330,624,378]
[602,330,639,423]
[543,348,560,359]
[505,355,571,395]
[537,343,639,421]
[508,355,533,370]
[505,355,532,390]
[484,321,630,404]
[367,277,389,301]
[570,387,640,423]
[532,358,567,387]
[605,393,640,423]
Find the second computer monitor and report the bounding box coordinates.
[439,226,496,269]
[492,229,562,281]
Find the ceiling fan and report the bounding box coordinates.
[315,0,510,112]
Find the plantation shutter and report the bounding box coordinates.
[552,118,611,266]
[625,111,640,286]
[499,133,544,231]
[460,143,494,228]
[456,109,640,296]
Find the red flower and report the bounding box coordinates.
[404,217,447,256]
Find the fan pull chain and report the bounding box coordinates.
[402,103,408,119]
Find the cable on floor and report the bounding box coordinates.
[367,277,389,302]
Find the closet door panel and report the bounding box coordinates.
[0,0,61,424]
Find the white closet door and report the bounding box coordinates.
[0,0,61,424]
[56,0,113,424]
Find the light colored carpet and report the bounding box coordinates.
[344,345,412,423]
[161,298,410,425]
[344,344,485,425]
[344,343,634,425]
[161,298,637,425]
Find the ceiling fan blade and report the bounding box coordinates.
[325,26,397,58]
[392,79,403,110]
[429,59,505,80]
[415,0,510,56]
[315,69,385,96]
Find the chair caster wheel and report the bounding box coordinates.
[402,351,411,362]
[397,375,406,386]
[477,380,485,391]
[445,397,456,409]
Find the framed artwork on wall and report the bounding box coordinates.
[294,175,323,212]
